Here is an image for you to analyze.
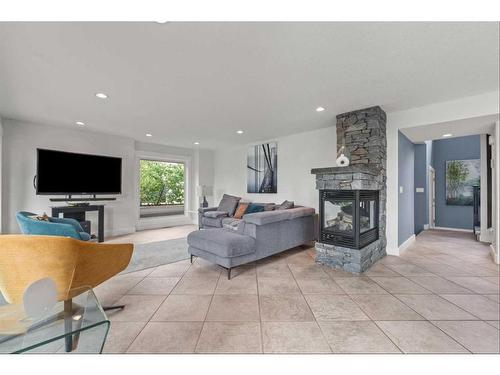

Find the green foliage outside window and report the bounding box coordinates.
[140,160,185,206]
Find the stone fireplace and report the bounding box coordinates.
[311,106,387,273]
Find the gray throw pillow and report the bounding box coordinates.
[276,200,294,210]
[264,203,276,211]
[217,194,241,216]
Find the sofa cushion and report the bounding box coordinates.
[287,207,315,220]
[187,229,256,258]
[243,207,315,225]
[263,203,276,211]
[221,217,241,231]
[201,216,223,228]
[217,194,241,216]
[276,200,294,210]
[204,210,229,219]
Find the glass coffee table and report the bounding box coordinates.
[0,289,109,354]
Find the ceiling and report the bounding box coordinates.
[0,22,498,149]
[401,114,499,143]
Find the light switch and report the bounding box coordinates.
[399,186,404,194]
[416,187,425,193]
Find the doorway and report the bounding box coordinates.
[428,166,436,229]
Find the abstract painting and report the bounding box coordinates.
[247,142,277,193]
[445,159,480,206]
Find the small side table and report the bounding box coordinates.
[0,289,110,354]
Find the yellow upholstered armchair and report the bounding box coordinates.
[0,235,133,352]
[0,235,133,305]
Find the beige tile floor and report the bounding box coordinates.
[98,229,499,354]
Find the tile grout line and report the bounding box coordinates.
[383,269,481,352]
[286,260,333,353]
[102,231,498,354]
[335,275,406,353]
[255,263,265,354]
[335,262,476,353]
[120,259,192,353]
[193,264,222,353]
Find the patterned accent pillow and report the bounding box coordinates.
[275,200,294,210]
[29,213,50,221]
[233,203,250,219]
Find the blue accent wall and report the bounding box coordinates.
[414,144,427,234]
[398,131,415,246]
[433,135,480,230]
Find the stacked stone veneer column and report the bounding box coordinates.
[311,106,387,273]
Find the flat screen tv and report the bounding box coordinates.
[36,149,122,195]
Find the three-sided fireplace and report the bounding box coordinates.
[319,190,379,250]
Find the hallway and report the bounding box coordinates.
[401,230,498,280]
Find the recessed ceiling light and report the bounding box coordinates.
[146,133,152,137]
[95,92,108,99]
[75,121,85,126]
[155,20,169,24]
[194,142,200,145]
[442,133,453,138]
[236,130,244,134]
[316,106,325,112]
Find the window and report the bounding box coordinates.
[139,159,185,217]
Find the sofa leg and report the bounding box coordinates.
[227,268,232,280]
[190,255,194,264]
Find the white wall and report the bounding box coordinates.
[1,119,213,236]
[492,121,500,264]
[2,119,137,235]
[213,126,336,211]
[0,117,3,232]
[480,134,491,242]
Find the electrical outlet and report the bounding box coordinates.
[399,186,404,194]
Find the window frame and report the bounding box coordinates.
[134,151,191,223]
[138,158,186,207]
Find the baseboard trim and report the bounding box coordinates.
[107,227,136,237]
[433,226,472,233]
[398,234,416,255]
[490,244,499,265]
[136,215,193,231]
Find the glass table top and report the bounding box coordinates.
[0,288,109,354]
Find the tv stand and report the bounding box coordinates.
[51,205,105,242]
[49,195,117,202]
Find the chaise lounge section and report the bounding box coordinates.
[188,206,316,278]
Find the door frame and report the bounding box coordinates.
[428,165,436,229]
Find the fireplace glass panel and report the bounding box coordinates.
[323,199,354,234]
[359,199,376,234]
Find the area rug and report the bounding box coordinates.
[121,237,189,274]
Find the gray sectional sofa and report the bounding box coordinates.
[189,197,316,278]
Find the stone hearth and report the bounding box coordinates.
[311,106,387,274]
